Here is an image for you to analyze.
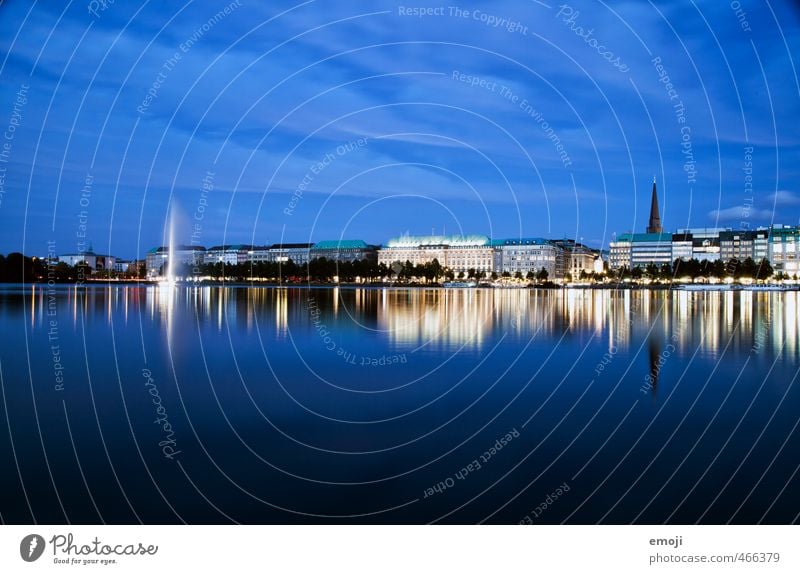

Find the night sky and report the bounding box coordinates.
[0,0,799,259]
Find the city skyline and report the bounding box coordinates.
[1,2,799,260]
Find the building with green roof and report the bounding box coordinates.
[310,240,377,262]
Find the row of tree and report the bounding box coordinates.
[171,258,553,284]
[0,254,144,283]
[603,257,779,282]
[1,253,792,284]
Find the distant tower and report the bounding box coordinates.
[646,176,662,234]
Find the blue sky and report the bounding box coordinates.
[0,0,799,259]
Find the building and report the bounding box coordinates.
[58,251,116,272]
[551,239,601,278]
[668,229,724,263]
[719,229,769,262]
[610,178,668,270]
[146,245,206,277]
[609,233,673,269]
[609,233,632,270]
[671,231,693,261]
[250,243,314,265]
[769,225,800,277]
[491,238,562,278]
[113,259,132,273]
[205,245,252,265]
[631,233,674,267]
[310,240,377,263]
[378,235,493,274]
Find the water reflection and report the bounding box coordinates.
[20,285,800,361]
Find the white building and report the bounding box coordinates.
[378,235,493,275]
[769,225,800,277]
[205,244,251,265]
[491,238,561,278]
[146,246,206,277]
[58,251,116,273]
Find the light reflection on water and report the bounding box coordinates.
[3,284,800,524]
[25,285,799,363]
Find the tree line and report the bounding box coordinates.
[175,258,554,284]
[601,257,779,282]
[0,254,144,282]
[0,253,791,284]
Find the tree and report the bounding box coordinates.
[501,271,511,278]
[75,261,93,282]
[514,271,523,280]
[710,260,726,280]
[429,258,443,282]
[467,268,476,279]
[526,271,535,281]
[536,267,549,282]
[491,272,498,280]
[756,258,773,281]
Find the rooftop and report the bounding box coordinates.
[267,243,314,250]
[312,239,371,250]
[147,245,206,254]
[207,244,253,251]
[489,237,551,247]
[614,233,673,243]
[385,235,490,248]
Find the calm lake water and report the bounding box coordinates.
[0,284,798,524]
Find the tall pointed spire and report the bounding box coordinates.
[646,177,662,234]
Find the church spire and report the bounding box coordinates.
[646,177,662,234]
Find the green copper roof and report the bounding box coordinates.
[312,239,370,250]
[615,233,672,242]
